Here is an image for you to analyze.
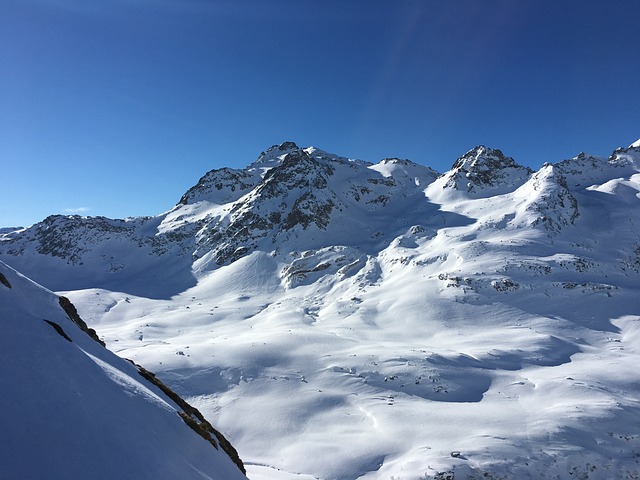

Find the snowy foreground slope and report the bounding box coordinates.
[0,262,246,480]
[2,140,640,479]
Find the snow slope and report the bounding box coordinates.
[2,140,640,479]
[0,261,246,480]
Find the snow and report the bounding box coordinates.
[3,140,640,479]
[0,262,247,480]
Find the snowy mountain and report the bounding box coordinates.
[0,261,246,480]
[2,140,640,479]
[432,145,533,198]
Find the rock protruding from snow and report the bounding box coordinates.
[439,146,533,197]
[280,246,366,288]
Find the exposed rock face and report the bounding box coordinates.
[0,271,10,288]
[135,364,245,474]
[441,146,534,197]
[59,295,105,346]
[555,151,638,188]
[179,168,259,206]
[34,215,130,264]
[1,214,196,265]
[201,148,339,265]
[254,141,300,165]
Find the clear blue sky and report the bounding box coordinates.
[2,0,639,227]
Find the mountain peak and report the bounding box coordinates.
[452,145,518,169]
[437,145,533,197]
[253,141,301,167]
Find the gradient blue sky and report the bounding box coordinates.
[2,0,639,227]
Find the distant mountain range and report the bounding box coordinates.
[2,140,640,479]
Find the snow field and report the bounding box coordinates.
[6,140,640,478]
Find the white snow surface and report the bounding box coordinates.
[0,262,247,480]
[3,140,640,479]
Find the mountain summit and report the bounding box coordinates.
[435,145,534,197]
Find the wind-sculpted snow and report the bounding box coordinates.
[2,140,640,479]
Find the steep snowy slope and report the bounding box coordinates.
[0,261,246,480]
[2,140,640,479]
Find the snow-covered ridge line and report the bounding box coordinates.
[2,139,638,296]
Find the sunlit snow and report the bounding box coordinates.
[2,141,640,479]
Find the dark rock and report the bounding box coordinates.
[43,320,73,342]
[0,272,11,288]
[59,296,105,347]
[135,363,246,474]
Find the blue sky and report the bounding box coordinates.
[2,0,639,227]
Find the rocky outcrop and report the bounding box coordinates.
[440,146,533,197]
[179,168,259,206]
[135,364,245,474]
[0,271,11,288]
[555,151,638,189]
[59,295,105,346]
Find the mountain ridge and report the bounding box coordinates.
[2,140,638,294]
[2,139,640,479]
